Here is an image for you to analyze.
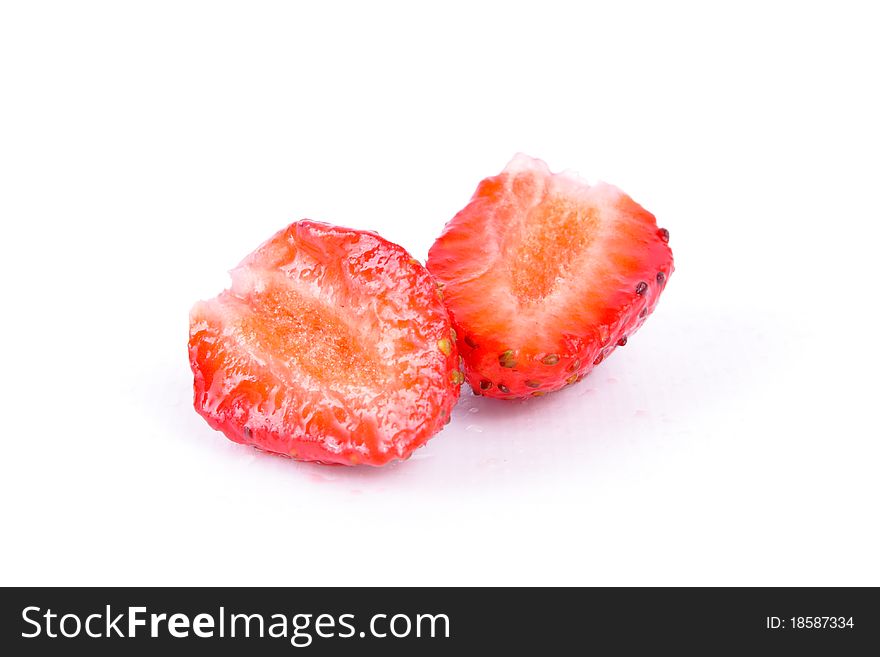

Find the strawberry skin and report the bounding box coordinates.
[427,155,673,399]
[189,221,462,466]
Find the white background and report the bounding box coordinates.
[1,1,878,586]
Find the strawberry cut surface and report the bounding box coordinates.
[427,154,674,399]
[189,221,461,466]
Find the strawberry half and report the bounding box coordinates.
[427,155,673,399]
[189,220,462,466]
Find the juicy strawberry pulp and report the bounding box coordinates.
[427,155,673,399]
[189,221,461,466]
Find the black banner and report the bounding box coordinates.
[1,587,876,654]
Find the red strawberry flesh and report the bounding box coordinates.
[189,221,461,466]
[427,154,674,399]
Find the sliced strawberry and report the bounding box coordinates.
[427,155,673,399]
[189,221,461,466]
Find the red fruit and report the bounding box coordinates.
[189,221,461,466]
[427,155,673,399]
